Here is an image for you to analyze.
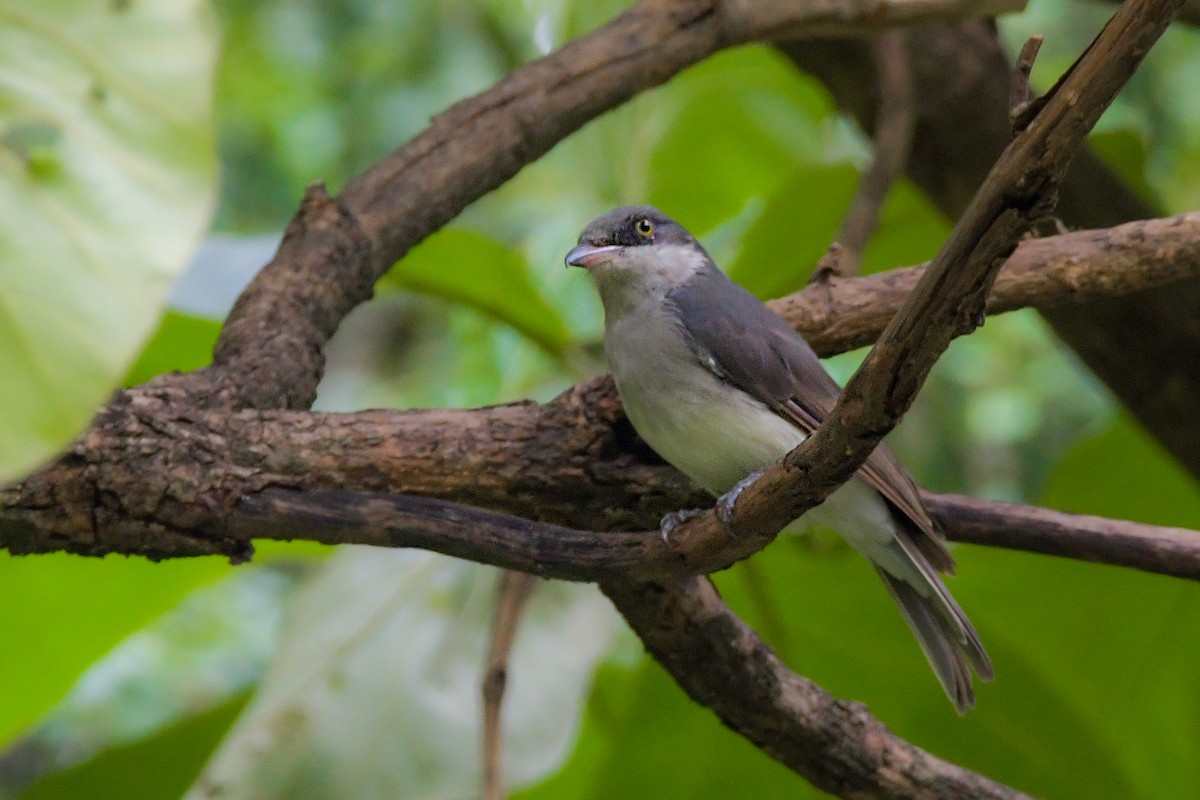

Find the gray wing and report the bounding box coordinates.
[666,266,953,572]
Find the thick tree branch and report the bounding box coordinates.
[3,214,1197,561]
[3,213,1198,561]
[189,0,1025,412]
[603,577,1033,800]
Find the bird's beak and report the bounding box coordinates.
[565,244,622,269]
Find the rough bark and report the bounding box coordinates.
[4,214,1197,561]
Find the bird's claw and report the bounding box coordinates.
[659,507,705,545]
[715,469,765,538]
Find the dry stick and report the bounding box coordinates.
[928,494,1200,581]
[833,31,916,276]
[481,571,537,800]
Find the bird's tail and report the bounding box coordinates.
[874,536,993,714]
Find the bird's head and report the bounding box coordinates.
[565,205,708,315]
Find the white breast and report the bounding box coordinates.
[604,299,806,495]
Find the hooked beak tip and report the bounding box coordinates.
[565,244,621,269]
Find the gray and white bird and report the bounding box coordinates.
[566,205,992,712]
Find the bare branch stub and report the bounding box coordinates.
[482,571,537,800]
[1009,35,1045,134]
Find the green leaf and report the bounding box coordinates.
[1087,129,1160,212]
[381,229,571,356]
[727,164,860,299]
[646,46,837,236]
[0,554,230,746]
[17,694,248,800]
[124,310,221,386]
[1040,412,1200,527]
[0,0,218,482]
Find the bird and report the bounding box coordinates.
[565,205,992,712]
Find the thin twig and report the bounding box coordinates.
[836,31,917,275]
[482,571,537,800]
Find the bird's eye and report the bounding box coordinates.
[635,218,654,238]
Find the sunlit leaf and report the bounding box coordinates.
[0,0,218,481]
[381,229,571,357]
[0,555,229,746]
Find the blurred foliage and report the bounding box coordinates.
[2,0,1199,799]
[16,696,248,800]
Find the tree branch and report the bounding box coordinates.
[928,493,1200,581]
[3,213,1197,561]
[187,0,1026,412]
[235,488,1200,586]
[603,577,1034,800]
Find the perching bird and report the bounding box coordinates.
[566,205,992,712]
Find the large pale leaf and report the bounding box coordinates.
[0,0,218,481]
[185,549,618,800]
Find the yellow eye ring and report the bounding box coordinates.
[635,218,654,237]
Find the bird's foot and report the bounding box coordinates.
[659,507,706,545]
[715,469,766,538]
